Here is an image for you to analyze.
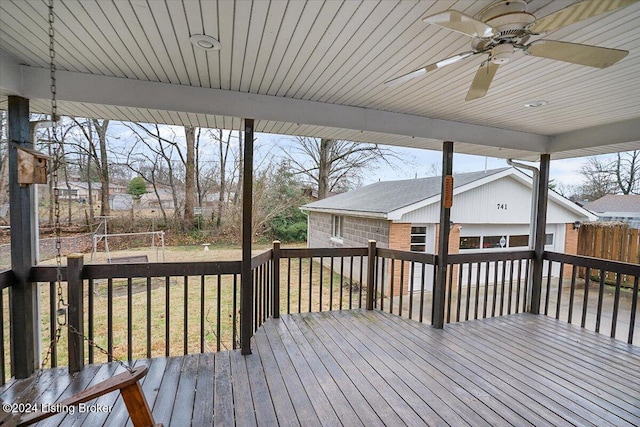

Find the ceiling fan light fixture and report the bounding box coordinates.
[190,34,221,51]
[524,100,549,108]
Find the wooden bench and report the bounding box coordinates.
[15,367,162,427]
[108,255,149,264]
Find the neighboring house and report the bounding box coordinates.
[110,193,133,210]
[301,168,596,293]
[58,181,127,204]
[583,194,640,229]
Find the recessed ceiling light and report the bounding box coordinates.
[524,100,549,108]
[190,34,221,51]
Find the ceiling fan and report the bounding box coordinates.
[384,0,637,100]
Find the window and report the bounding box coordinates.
[545,233,554,245]
[332,215,344,239]
[483,235,507,248]
[509,235,529,248]
[459,236,481,250]
[410,226,427,252]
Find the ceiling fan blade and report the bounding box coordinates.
[466,61,499,101]
[384,51,478,87]
[527,40,628,68]
[423,10,495,38]
[528,0,639,34]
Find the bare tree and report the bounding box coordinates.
[184,126,196,223]
[615,151,640,195]
[282,137,400,199]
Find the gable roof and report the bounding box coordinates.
[302,167,596,221]
[584,194,640,214]
[302,168,509,216]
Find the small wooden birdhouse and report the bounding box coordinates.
[17,146,49,185]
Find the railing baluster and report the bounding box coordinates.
[287,258,291,314]
[465,263,472,321]
[217,275,222,351]
[408,262,415,320]
[398,260,405,316]
[339,257,344,311]
[629,276,638,345]
[483,262,489,319]
[200,275,205,354]
[555,264,564,320]
[568,266,577,324]
[595,269,605,333]
[475,262,481,320]
[419,262,426,323]
[611,272,622,339]
[431,266,438,322]
[389,258,395,314]
[380,257,386,312]
[349,256,354,310]
[446,265,453,323]
[128,277,133,361]
[49,280,57,367]
[308,258,313,312]
[320,257,325,312]
[146,277,152,359]
[456,263,463,322]
[0,288,4,385]
[581,267,591,328]
[165,276,170,357]
[89,278,95,364]
[544,261,552,315]
[507,260,514,315]
[184,276,189,355]
[233,274,238,349]
[298,258,302,313]
[522,259,530,312]
[499,260,506,316]
[108,278,114,362]
[359,255,364,309]
[515,260,522,315]
[492,260,499,318]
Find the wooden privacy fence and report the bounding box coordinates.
[577,223,639,284]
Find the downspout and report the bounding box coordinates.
[507,159,539,250]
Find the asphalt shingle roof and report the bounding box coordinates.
[584,194,640,213]
[302,168,509,214]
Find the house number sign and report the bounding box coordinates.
[497,203,507,210]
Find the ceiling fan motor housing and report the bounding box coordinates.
[478,0,536,40]
[490,44,515,64]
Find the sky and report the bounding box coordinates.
[106,121,605,190]
[258,132,597,188]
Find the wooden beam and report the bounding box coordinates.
[433,141,453,329]
[530,154,551,314]
[241,119,254,355]
[8,96,38,379]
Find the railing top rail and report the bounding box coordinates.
[544,251,640,276]
[0,269,13,289]
[251,250,273,269]
[279,247,368,258]
[31,261,243,281]
[376,248,437,264]
[448,250,534,264]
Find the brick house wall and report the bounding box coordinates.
[307,212,389,249]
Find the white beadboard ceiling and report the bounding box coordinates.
[1,0,639,160]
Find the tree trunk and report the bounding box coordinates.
[93,119,110,217]
[217,129,226,227]
[184,126,196,224]
[234,130,243,205]
[317,138,332,200]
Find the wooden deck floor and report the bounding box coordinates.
[2,310,639,426]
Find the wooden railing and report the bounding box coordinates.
[543,252,639,344]
[2,243,639,385]
[1,269,12,386]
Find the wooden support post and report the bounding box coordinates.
[366,240,377,310]
[433,141,453,329]
[8,96,39,379]
[272,241,281,319]
[530,154,550,314]
[67,253,84,373]
[240,119,254,355]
